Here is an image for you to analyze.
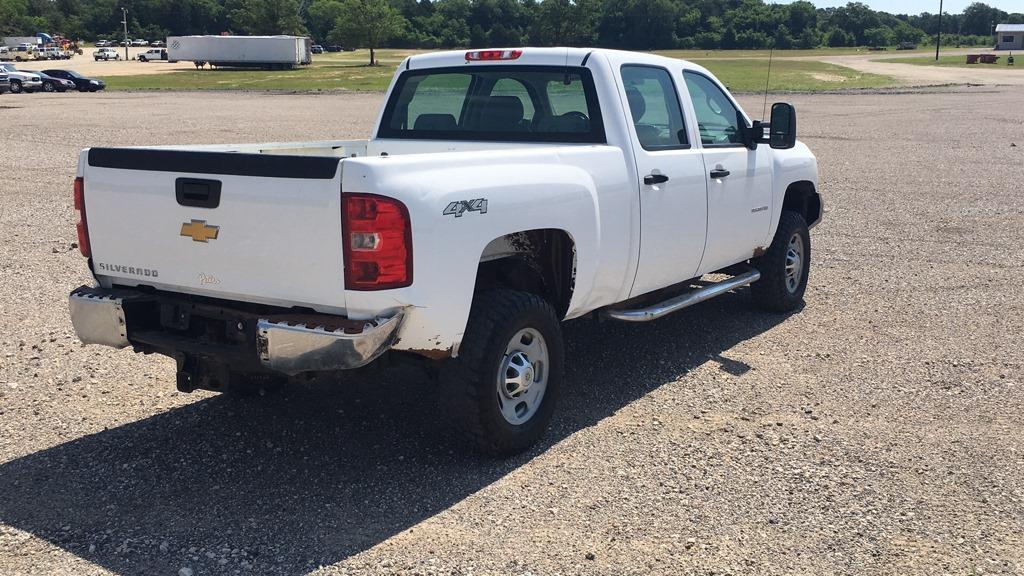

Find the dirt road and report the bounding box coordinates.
[0,87,1022,575]
[815,49,1024,87]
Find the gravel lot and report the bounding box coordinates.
[1,86,1022,576]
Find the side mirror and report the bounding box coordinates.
[769,102,797,149]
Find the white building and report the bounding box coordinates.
[995,24,1024,50]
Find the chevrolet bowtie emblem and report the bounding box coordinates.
[180,219,219,243]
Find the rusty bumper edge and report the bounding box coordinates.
[256,310,405,375]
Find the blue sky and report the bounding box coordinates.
[768,0,1023,14]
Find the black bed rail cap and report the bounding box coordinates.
[87,147,341,179]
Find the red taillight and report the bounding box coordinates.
[465,49,522,61]
[342,193,412,290]
[74,177,91,258]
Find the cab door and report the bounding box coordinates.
[682,71,772,274]
[622,65,709,299]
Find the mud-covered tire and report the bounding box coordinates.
[751,210,810,312]
[440,289,564,455]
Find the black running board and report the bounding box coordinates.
[603,268,761,322]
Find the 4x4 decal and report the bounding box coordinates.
[443,198,488,218]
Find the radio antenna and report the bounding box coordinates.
[762,47,774,120]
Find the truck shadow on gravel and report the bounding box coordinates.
[0,291,788,575]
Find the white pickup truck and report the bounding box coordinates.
[69,48,822,454]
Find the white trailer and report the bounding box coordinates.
[167,35,312,69]
[2,36,39,48]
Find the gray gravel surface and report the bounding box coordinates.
[0,87,1022,575]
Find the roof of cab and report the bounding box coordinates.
[403,47,712,77]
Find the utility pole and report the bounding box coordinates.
[935,0,943,61]
[121,7,129,61]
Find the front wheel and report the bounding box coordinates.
[9,80,22,94]
[440,290,564,455]
[42,81,55,92]
[751,210,810,312]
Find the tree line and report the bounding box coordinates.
[1,0,1022,52]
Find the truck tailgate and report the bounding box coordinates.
[82,147,347,312]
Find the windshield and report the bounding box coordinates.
[378,65,605,144]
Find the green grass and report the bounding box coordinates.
[878,54,1021,69]
[697,58,894,91]
[102,49,412,91]
[657,47,888,59]
[101,47,896,93]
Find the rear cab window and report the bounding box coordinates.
[620,65,689,151]
[378,66,606,144]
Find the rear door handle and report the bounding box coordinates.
[644,173,669,185]
[709,168,730,179]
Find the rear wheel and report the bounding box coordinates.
[440,290,563,455]
[751,210,810,312]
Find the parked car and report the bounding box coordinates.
[12,44,38,61]
[25,70,76,92]
[93,47,120,61]
[311,44,324,54]
[38,47,65,60]
[326,44,343,52]
[67,47,822,455]
[138,48,168,62]
[151,40,166,48]
[0,72,10,95]
[132,39,149,47]
[0,63,42,93]
[897,42,917,50]
[42,69,105,92]
[94,40,111,48]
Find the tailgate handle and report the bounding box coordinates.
[176,178,221,209]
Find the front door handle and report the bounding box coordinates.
[709,168,730,179]
[644,173,669,185]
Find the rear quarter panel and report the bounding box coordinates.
[342,145,635,356]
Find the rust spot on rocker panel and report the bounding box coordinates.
[408,348,452,360]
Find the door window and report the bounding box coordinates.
[620,65,688,151]
[683,71,743,147]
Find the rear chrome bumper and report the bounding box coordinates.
[256,314,403,375]
[69,286,404,375]
[69,289,130,348]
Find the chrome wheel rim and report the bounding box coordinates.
[496,327,549,425]
[785,233,804,293]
